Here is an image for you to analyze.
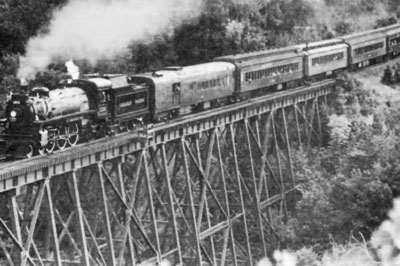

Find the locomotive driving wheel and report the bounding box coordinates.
[56,126,68,150]
[38,146,45,156]
[38,140,56,155]
[46,139,56,153]
[26,145,34,158]
[67,123,79,146]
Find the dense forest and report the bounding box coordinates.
[1,0,400,90]
[2,0,400,265]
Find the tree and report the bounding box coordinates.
[335,21,353,36]
[381,65,394,85]
[129,34,177,72]
[285,0,315,29]
[173,13,234,65]
[375,17,397,28]
[0,0,68,56]
[261,0,287,32]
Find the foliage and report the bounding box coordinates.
[371,198,400,266]
[0,54,19,89]
[375,16,397,28]
[172,8,235,65]
[129,35,177,72]
[283,74,400,250]
[382,66,394,85]
[0,0,67,56]
[381,63,400,85]
[295,248,320,266]
[31,69,69,89]
[334,21,353,36]
[325,0,387,15]
[0,0,397,77]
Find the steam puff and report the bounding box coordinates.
[18,0,202,79]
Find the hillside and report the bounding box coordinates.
[266,59,400,266]
[352,60,400,103]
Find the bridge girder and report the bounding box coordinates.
[0,81,334,265]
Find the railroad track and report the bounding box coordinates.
[0,53,394,170]
[0,78,335,191]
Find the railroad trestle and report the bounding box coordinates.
[0,80,335,265]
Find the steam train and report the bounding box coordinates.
[2,23,400,158]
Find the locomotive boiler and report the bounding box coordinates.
[29,86,91,120]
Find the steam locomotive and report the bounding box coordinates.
[2,23,400,158]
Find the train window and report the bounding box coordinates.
[354,42,384,55]
[391,37,400,46]
[312,52,344,66]
[243,62,300,82]
[100,92,106,102]
[173,83,180,93]
[195,77,227,89]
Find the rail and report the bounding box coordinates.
[0,79,335,192]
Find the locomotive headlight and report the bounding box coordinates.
[10,111,17,118]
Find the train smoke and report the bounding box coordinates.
[65,60,79,79]
[18,0,202,80]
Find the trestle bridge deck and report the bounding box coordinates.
[0,79,334,266]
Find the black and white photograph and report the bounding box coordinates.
[1,0,400,265]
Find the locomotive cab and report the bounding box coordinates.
[84,78,113,118]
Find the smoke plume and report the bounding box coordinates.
[18,0,202,80]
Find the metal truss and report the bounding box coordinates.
[0,89,331,265]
